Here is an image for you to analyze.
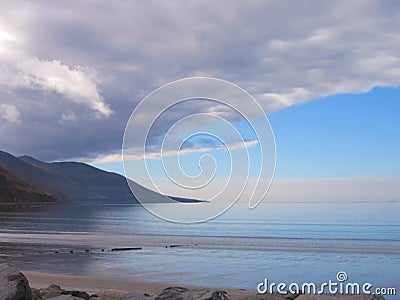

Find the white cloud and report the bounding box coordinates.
[0,57,112,118]
[0,23,112,119]
[261,88,315,111]
[0,104,21,123]
[85,139,258,164]
[18,58,112,117]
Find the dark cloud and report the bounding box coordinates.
[0,1,399,161]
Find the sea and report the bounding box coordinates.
[0,201,399,298]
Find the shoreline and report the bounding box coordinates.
[23,270,252,298]
[22,270,390,300]
[2,231,399,255]
[1,234,398,298]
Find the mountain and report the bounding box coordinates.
[0,165,57,204]
[0,150,199,204]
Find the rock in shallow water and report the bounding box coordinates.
[0,263,32,300]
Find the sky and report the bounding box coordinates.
[0,1,399,202]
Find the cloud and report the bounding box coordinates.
[0,104,21,123]
[86,139,259,164]
[0,1,399,161]
[18,58,112,117]
[0,56,112,118]
[60,110,76,123]
[0,18,112,120]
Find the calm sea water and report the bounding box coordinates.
[0,202,399,298]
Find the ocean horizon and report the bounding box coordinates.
[1,201,399,298]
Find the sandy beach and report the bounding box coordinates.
[20,270,391,300]
[24,270,252,299]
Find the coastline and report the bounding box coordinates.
[24,270,252,299]
[22,270,389,300]
[1,203,398,299]
[1,231,399,298]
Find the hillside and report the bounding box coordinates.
[0,165,57,204]
[0,150,198,204]
[0,150,138,203]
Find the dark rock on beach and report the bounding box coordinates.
[121,293,156,300]
[155,287,231,300]
[32,284,64,299]
[31,285,92,300]
[42,296,83,300]
[104,287,232,300]
[67,291,90,300]
[0,264,32,300]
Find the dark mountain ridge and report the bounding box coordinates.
[0,150,199,204]
[0,165,57,204]
[0,150,137,203]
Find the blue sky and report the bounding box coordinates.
[93,87,399,183]
[270,87,400,179]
